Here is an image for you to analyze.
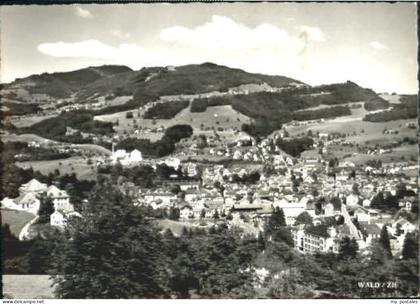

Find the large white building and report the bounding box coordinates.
[1,178,74,217]
[111,148,143,166]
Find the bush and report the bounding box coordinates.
[143,100,189,119]
[190,99,208,112]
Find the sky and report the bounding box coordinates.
[0,2,417,94]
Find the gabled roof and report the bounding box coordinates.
[47,185,68,198]
[232,203,263,211]
[394,218,414,226]
[20,179,47,192]
[15,192,39,205]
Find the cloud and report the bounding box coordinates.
[370,41,388,50]
[38,40,116,59]
[160,15,301,50]
[37,40,167,67]
[297,25,325,42]
[75,6,93,18]
[109,30,132,39]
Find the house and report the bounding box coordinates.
[162,157,181,169]
[346,193,360,206]
[12,192,41,215]
[392,218,417,234]
[180,205,194,219]
[183,162,198,177]
[144,192,177,206]
[111,149,143,166]
[358,222,381,246]
[178,180,200,191]
[50,210,81,227]
[184,189,200,203]
[291,224,339,254]
[19,178,48,194]
[46,185,72,212]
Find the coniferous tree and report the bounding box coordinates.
[338,236,359,260]
[37,193,55,223]
[401,232,418,260]
[379,225,392,257]
[51,182,169,298]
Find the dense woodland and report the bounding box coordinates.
[143,100,190,119]
[363,95,417,122]
[19,110,114,142]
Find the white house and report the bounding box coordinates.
[346,193,360,206]
[111,149,143,166]
[50,210,81,227]
[46,185,73,212]
[392,218,417,234]
[19,178,48,194]
[180,205,194,219]
[12,192,41,215]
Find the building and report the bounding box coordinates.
[50,210,81,227]
[111,148,143,166]
[46,185,73,212]
[292,224,339,254]
[273,199,307,225]
[2,179,74,216]
[180,205,194,219]
[8,192,41,215]
[19,178,48,194]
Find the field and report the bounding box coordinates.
[344,144,417,165]
[287,116,416,146]
[95,104,251,142]
[2,275,55,299]
[1,208,36,238]
[8,114,57,128]
[16,156,98,181]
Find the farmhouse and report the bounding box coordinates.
[111,148,143,166]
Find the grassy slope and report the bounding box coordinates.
[1,209,36,238]
[2,275,55,299]
[16,156,97,181]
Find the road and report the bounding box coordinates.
[19,216,39,241]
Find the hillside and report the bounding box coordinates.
[2,62,392,141]
[1,65,132,102]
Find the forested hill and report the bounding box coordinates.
[3,63,388,137]
[1,65,132,100]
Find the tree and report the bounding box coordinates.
[338,236,359,260]
[294,211,313,226]
[370,192,385,209]
[268,207,286,229]
[37,194,55,223]
[265,207,292,245]
[401,232,418,260]
[168,207,180,221]
[51,182,169,298]
[257,231,266,251]
[2,224,17,240]
[200,209,206,219]
[379,225,392,258]
[213,209,220,220]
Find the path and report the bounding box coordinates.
[19,216,39,241]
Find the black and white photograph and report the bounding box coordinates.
[1,1,418,300]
